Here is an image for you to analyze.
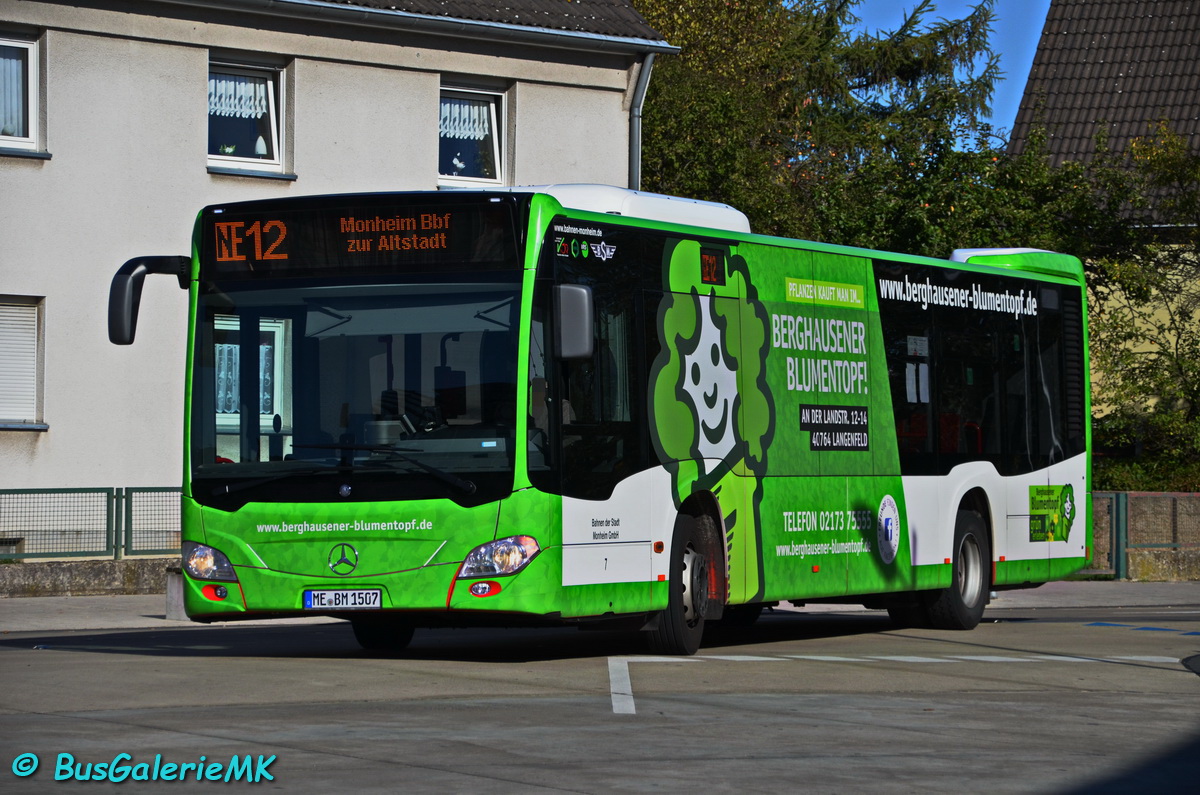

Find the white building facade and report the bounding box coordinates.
[0,0,670,490]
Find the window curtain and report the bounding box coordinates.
[215,344,239,415]
[439,96,492,141]
[0,45,27,137]
[215,343,273,415]
[208,72,269,119]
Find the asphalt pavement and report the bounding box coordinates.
[2,579,1198,634]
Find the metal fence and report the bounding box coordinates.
[1092,492,1200,579]
[1,488,1196,575]
[0,488,180,560]
[1090,492,1119,576]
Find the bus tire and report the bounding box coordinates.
[351,617,415,652]
[649,515,711,655]
[926,510,990,630]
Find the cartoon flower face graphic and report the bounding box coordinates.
[1049,484,1076,542]
[649,243,774,603]
[680,294,739,463]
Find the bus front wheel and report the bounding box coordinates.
[649,515,711,655]
[351,617,415,652]
[926,510,990,630]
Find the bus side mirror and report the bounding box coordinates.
[108,256,190,344]
[554,284,594,360]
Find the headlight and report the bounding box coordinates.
[460,535,540,578]
[182,541,238,582]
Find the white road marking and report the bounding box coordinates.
[606,653,1182,713]
[608,657,636,715]
[608,656,699,714]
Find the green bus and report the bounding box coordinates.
[109,185,1090,655]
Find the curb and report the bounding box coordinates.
[0,558,172,598]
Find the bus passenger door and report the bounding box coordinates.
[551,277,655,601]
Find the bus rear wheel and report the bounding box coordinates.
[649,515,711,655]
[351,617,415,652]
[926,510,990,630]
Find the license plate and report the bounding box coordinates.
[303,589,381,610]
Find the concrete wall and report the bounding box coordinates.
[1126,549,1200,582]
[1,0,642,489]
[0,558,170,597]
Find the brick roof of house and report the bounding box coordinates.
[332,0,666,42]
[1009,0,1200,164]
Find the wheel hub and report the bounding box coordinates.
[681,545,709,627]
[956,534,983,607]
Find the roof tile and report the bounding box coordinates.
[1010,0,1200,163]
[329,0,665,41]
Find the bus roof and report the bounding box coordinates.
[481,183,752,234]
[951,247,1084,281]
[509,186,1080,281]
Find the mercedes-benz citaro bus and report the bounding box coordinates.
[109,184,1090,655]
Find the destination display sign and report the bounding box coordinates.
[199,195,520,279]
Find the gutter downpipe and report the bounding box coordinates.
[628,53,655,191]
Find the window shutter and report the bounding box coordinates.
[0,303,38,422]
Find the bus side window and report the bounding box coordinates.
[934,303,1000,462]
[879,277,935,467]
[1003,323,1032,471]
[1033,286,1066,465]
[558,284,648,499]
[1061,287,1087,458]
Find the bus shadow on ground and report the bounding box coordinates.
[1059,728,1200,794]
[0,611,896,663]
[701,609,894,650]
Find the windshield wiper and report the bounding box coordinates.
[474,296,515,330]
[292,443,477,495]
[306,304,352,336]
[209,465,344,497]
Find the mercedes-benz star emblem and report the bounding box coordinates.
[328,543,358,575]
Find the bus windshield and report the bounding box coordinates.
[190,273,523,508]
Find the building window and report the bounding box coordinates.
[213,316,290,433]
[208,64,282,171]
[0,299,43,427]
[439,88,502,184]
[0,37,37,151]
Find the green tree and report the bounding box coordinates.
[781,0,1001,251]
[637,0,798,233]
[637,0,1200,490]
[639,1,1138,258]
[639,0,1010,250]
[1089,122,1200,490]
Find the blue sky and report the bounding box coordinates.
[850,0,1053,133]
